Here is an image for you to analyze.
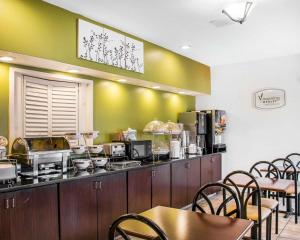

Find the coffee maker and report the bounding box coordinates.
[202,110,227,153]
[178,111,207,154]
[179,110,227,154]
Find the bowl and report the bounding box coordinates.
[88,145,103,154]
[83,131,99,139]
[91,157,108,167]
[65,132,82,140]
[71,146,86,154]
[73,159,91,170]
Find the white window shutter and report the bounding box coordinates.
[24,77,49,137]
[23,76,79,138]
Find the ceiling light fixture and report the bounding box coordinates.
[67,69,79,73]
[181,45,191,50]
[0,56,14,62]
[222,1,254,24]
[117,79,127,83]
[152,86,160,89]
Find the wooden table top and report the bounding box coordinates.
[120,206,253,240]
[226,175,294,192]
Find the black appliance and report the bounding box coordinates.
[124,140,152,160]
[202,110,227,153]
[178,111,207,153]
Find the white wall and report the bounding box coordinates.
[196,54,300,176]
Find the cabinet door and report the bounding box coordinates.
[211,154,222,193]
[171,161,188,208]
[187,158,201,204]
[3,185,59,240]
[98,172,127,240]
[60,179,98,240]
[211,154,222,182]
[0,192,12,240]
[201,155,212,187]
[152,164,171,208]
[128,168,152,213]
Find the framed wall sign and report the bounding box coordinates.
[254,89,286,109]
[77,19,144,73]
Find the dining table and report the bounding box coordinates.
[226,174,294,193]
[119,206,254,240]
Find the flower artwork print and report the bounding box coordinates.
[78,19,144,73]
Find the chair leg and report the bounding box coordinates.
[258,222,262,240]
[298,194,300,216]
[276,193,279,234]
[266,216,270,240]
[295,195,298,224]
[267,214,272,240]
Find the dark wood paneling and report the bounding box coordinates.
[98,172,127,240]
[152,164,171,208]
[187,158,201,204]
[212,154,222,182]
[9,185,59,240]
[0,192,12,240]
[171,161,188,208]
[201,155,212,187]
[128,168,152,213]
[60,179,98,240]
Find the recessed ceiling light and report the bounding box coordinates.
[67,69,79,73]
[181,45,191,50]
[152,86,160,89]
[118,79,127,83]
[0,56,14,62]
[178,91,186,94]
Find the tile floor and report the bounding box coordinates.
[198,193,300,240]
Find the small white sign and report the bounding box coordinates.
[254,89,286,109]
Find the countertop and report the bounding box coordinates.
[0,153,220,193]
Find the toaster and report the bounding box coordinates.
[103,143,126,157]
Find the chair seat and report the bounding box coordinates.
[260,198,278,210]
[286,185,299,195]
[227,203,272,221]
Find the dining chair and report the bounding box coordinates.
[223,170,272,240]
[192,182,242,218]
[272,158,299,222]
[286,153,300,180]
[108,213,168,240]
[250,161,280,234]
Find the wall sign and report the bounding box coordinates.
[254,89,286,109]
[77,19,144,73]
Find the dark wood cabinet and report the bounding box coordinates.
[171,158,201,208]
[200,154,222,194]
[128,167,152,213]
[0,192,12,240]
[60,172,127,240]
[152,164,171,208]
[0,185,59,240]
[200,155,212,187]
[98,172,127,240]
[171,160,188,208]
[60,178,98,240]
[187,159,201,203]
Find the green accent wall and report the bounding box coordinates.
[0,63,194,142]
[0,64,9,138]
[0,0,210,93]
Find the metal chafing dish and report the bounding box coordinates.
[11,137,71,177]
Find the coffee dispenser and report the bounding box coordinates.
[179,110,227,154]
[202,110,227,153]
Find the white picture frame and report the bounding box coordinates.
[77,19,144,73]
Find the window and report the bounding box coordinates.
[24,76,79,137]
[9,68,93,144]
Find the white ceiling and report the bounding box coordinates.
[44,0,300,66]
